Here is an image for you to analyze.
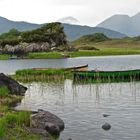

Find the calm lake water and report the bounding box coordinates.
[1,55,140,140]
[1,55,140,74]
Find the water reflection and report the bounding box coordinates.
[17,80,140,140]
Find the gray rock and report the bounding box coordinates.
[28,128,50,140]
[103,114,110,117]
[102,123,111,131]
[0,73,27,96]
[31,110,64,136]
[45,122,60,136]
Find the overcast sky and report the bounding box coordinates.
[0,0,140,26]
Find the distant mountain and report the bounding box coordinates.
[63,24,126,40]
[97,12,140,36]
[0,16,40,33]
[57,16,79,25]
[0,16,126,41]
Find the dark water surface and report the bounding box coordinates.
[1,55,140,140]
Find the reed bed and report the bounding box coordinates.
[14,68,72,82]
[73,70,140,84]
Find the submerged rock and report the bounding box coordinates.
[102,123,111,131]
[31,110,64,137]
[0,73,27,96]
[103,114,110,117]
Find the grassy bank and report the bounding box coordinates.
[0,86,59,140]
[71,37,140,56]
[0,54,10,60]
[0,86,41,139]
[1,49,140,60]
[28,51,63,59]
[1,37,140,60]
[27,49,140,59]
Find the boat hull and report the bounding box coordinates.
[73,69,140,82]
[32,64,88,71]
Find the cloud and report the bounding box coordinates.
[0,0,140,26]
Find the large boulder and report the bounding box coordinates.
[31,110,64,137]
[0,73,27,96]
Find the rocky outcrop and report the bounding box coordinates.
[0,73,27,96]
[1,23,69,55]
[3,42,51,54]
[31,109,64,137]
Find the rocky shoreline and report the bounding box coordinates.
[0,73,65,140]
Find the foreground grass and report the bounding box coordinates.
[0,86,40,139]
[0,86,57,140]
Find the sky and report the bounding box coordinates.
[0,0,140,26]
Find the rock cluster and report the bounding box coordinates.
[0,23,69,55]
[0,73,27,96]
[31,109,65,137]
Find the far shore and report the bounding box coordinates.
[1,49,140,60]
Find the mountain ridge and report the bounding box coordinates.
[0,16,126,41]
[97,12,140,36]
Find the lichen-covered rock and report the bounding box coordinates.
[31,110,64,136]
[0,73,27,96]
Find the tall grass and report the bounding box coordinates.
[0,118,7,137]
[14,68,72,82]
[16,68,66,76]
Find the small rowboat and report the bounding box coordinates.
[73,69,140,82]
[32,64,88,71]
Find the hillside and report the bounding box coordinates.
[97,12,140,36]
[0,16,40,33]
[72,33,140,55]
[63,24,126,40]
[0,16,126,41]
[73,33,110,44]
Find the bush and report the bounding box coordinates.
[74,33,110,44]
[21,23,67,46]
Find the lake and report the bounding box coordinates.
[1,55,140,140]
[1,55,140,74]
